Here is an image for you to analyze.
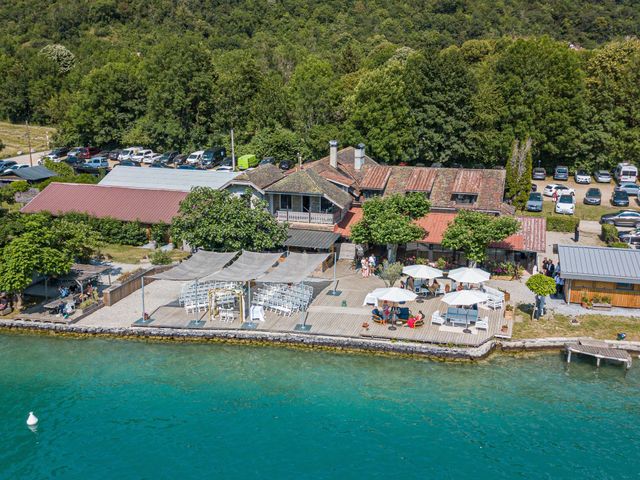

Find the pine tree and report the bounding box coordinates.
[514,138,533,210]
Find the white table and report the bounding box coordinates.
[250,305,265,322]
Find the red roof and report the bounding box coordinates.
[451,170,482,194]
[415,212,457,243]
[360,166,391,190]
[406,168,436,192]
[334,207,364,237]
[21,183,187,224]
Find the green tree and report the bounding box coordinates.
[171,187,288,251]
[242,127,311,163]
[379,260,404,287]
[347,58,415,163]
[505,137,533,210]
[441,211,520,266]
[350,193,430,262]
[525,273,557,319]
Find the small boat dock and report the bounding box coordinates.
[565,340,632,369]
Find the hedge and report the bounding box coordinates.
[601,223,619,244]
[59,212,148,246]
[545,215,579,232]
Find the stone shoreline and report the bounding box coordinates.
[1,319,639,361]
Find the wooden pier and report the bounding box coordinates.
[566,340,632,369]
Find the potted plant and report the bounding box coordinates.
[580,294,592,309]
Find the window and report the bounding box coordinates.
[320,197,334,213]
[302,196,310,212]
[452,194,477,204]
[280,194,292,210]
[615,283,634,291]
[363,189,381,199]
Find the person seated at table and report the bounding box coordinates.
[63,301,75,319]
[382,303,391,322]
[407,311,425,328]
[371,307,384,324]
[429,280,440,295]
[58,286,69,298]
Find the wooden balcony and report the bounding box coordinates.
[275,210,338,225]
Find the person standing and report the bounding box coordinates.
[547,261,555,277]
[361,257,369,278]
[368,254,376,271]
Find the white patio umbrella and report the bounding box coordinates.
[447,267,490,284]
[372,287,418,303]
[442,289,489,306]
[402,265,443,280]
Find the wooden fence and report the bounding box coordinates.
[103,265,173,307]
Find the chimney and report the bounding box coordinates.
[329,140,338,169]
[354,143,365,171]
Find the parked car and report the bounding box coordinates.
[149,153,163,164]
[555,194,575,215]
[583,187,601,205]
[594,170,612,183]
[67,147,84,158]
[149,162,173,168]
[617,182,640,196]
[174,154,188,165]
[216,157,234,171]
[553,165,569,181]
[63,156,84,167]
[186,150,204,164]
[202,147,226,167]
[600,210,640,227]
[611,188,630,207]
[118,147,143,161]
[106,149,121,161]
[42,147,70,162]
[158,151,179,164]
[543,184,575,198]
[73,147,101,160]
[278,159,293,171]
[82,156,109,169]
[238,154,258,170]
[532,167,546,180]
[260,157,275,166]
[619,228,640,242]
[132,149,155,164]
[574,170,591,184]
[116,159,141,167]
[177,164,197,170]
[0,160,18,173]
[4,164,30,174]
[526,192,543,212]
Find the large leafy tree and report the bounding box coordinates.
[171,187,288,252]
[350,193,430,263]
[441,211,520,266]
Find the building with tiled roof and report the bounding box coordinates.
[225,164,285,200]
[21,183,187,224]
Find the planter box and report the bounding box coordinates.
[592,303,612,311]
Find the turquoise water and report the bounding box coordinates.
[0,335,639,479]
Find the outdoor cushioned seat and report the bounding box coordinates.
[397,307,411,320]
[372,309,384,324]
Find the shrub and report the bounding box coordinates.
[151,222,170,244]
[601,223,619,244]
[435,257,447,269]
[525,273,557,296]
[379,260,404,287]
[150,249,172,265]
[609,241,630,249]
[545,215,579,232]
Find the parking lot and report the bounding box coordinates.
[532,176,640,210]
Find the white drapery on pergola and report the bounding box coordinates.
[150,251,238,281]
[201,251,283,282]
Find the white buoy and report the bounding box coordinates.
[26,412,38,427]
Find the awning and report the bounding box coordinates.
[202,251,282,282]
[259,252,329,283]
[151,251,238,281]
[284,228,340,250]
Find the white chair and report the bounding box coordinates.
[476,316,489,330]
[431,311,446,325]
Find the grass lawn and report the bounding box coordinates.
[520,200,623,221]
[100,244,190,265]
[512,309,640,341]
[0,121,55,158]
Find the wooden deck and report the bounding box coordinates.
[566,340,632,369]
[137,276,512,347]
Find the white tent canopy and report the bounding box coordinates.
[202,251,283,282]
[442,290,488,306]
[369,287,417,303]
[447,267,491,284]
[150,251,238,281]
[402,264,443,280]
[259,252,329,284]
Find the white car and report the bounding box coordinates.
[5,164,30,174]
[149,153,163,164]
[574,170,592,184]
[555,194,575,215]
[131,149,155,163]
[543,184,575,198]
[118,147,143,161]
[186,150,204,164]
[83,156,109,169]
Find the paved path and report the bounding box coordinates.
[2,151,48,165]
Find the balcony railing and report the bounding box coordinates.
[275,210,338,225]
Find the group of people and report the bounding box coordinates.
[540,258,564,297]
[372,303,425,328]
[360,254,377,278]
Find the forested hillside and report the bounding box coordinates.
[1,0,640,169]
